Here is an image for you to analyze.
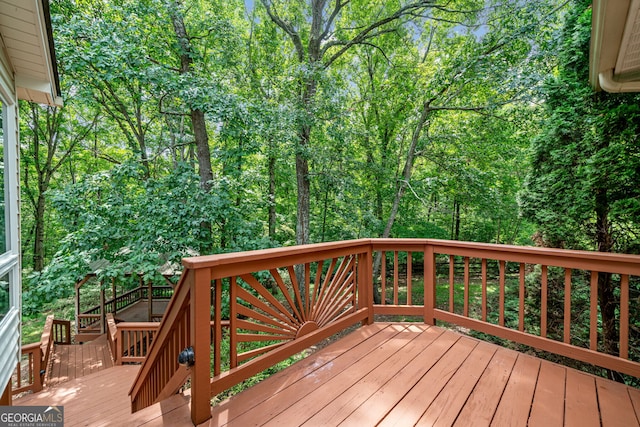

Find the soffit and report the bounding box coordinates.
[0,0,62,105]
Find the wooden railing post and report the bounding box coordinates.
[33,346,43,393]
[358,246,373,325]
[1,379,11,406]
[424,244,436,325]
[190,267,212,425]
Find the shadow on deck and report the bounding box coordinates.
[15,323,640,426]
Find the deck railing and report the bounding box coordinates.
[371,239,640,377]
[78,285,174,339]
[107,313,160,365]
[130,239,640,425]
[13,315,71,395]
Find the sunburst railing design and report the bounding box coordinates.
[231,255,357,364]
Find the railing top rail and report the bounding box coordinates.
[182,239,373,276]
[181,238,640,275]
[21,342,40,351]
[373,238,640,260]
[116,322,161,329]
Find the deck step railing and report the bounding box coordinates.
[12,315,71,395]
[129,238,640,425]
[128,271,193,412]
[107,314,160,365]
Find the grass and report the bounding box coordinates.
[21,294,76,345]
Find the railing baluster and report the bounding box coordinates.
[564,268,572,344]
[230,276,238,369]
[381,251,386,305]
[463,257,469,317]
[449,255,455,313]
[305,263,311,314]
[393,251,399,305]
[214,278,222,377]
[620,274,629,359]
[590,271,598,351]
[407,252,412,305]
[481,259,487,322]
[499,260,505,327]
[519,263,525,332]
[541,265,548,338]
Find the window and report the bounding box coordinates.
[0,96,19,323]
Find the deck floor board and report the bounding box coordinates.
[46,335,113,388]
[13,323,640,426]
[452,347,517,427]
[529,361,566,427]
[416,340,497,426]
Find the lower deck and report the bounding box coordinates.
[16,323,640,426]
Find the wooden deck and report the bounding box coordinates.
[14,323,640,426]
[46,334,114,387]
[115,300,169,322]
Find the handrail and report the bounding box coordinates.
[106,313,118,363]
[80,285,174,334]
[114,321,160,364]
[83,285,175,316]
[12,315,71,396]
[130,238,640,425]
[12,343,42,395]
[129,270,193,412]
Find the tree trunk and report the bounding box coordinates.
[594,187,622,381]
[33,194,47,271]
[454,200,461,240]
[168,0,214,252]
[268,151,276,239]
[372,105,431,303]
[191,109,213,191]
[295,123,312,246]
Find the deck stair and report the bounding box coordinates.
[14,365,193,426]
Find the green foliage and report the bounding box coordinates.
[24,161,272,313]
[520,1,640,253]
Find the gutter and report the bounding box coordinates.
[599,68,640,92]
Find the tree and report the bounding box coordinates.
[520,0,640,377]
[20,104,97,271]
[259,0,484,246]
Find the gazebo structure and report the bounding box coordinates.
[74,260,178,342]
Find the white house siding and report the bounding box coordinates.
[0,37,22,398]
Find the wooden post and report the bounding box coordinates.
[33,346,43,393]
[75,283,80,336]
[100,282,106,334]
[115,328,122,366]
[357,247,373,325]
[148,279,153,322]
[190,267,212,425]
[424,244,436,325]
[111,278,117,314]
[0,377,11,406]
